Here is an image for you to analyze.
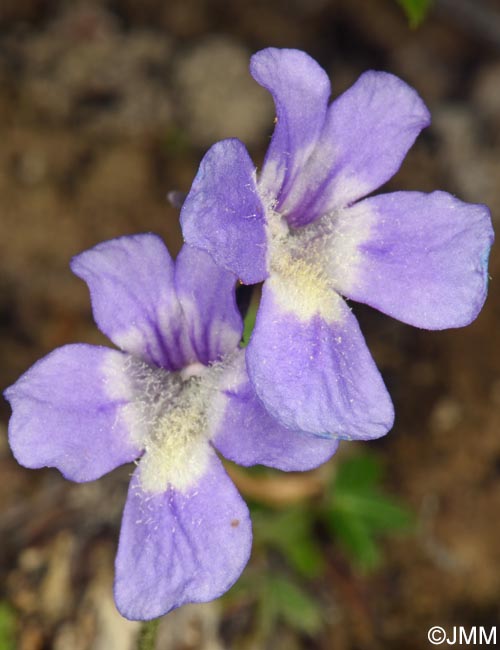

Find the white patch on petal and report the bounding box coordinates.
[258,158,284,208]
[204,351,246,439]
[265,208,343,323]
[180,361,207,381]
[136,359,229,494]
[102,350,134,401]
[310,202,375,294]
[209,319,241,358]
[102,351,146,449]
[139,381,211,494]
[102,351,182,449]
[102,346,236,495]
[323,173,371,214]
[261,186,375,323]
[112,325,154,362]
[269,251,344,322]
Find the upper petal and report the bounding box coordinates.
[174,245,243,365]
[210,351,339,471]
[246,280,394,439]
[114,455,252,620]
[4,344,142,482]
[180,139,268,284]
[326,191,494,329]
[71,234,195,370]
[281,71,431,226]
[250,48,331,207]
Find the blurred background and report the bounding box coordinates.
[1,0,499,648]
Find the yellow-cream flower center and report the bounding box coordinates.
[134,360,225,494]
[265,208,343,323]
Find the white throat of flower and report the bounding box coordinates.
[139,370,211,494]
[264,204,342,323]
[262,193,374,324]
[106,354,227,495]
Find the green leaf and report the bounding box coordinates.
[324,452,415,570]
[335,492,414,532]
[328,508,380,570]
[265,576,323,636]
[252,507,325,578]
[241,302,257,348]
[396,0,433,27]
[285,536,325,579]
[332,454,383,493]
[0,602,16,650]
[252,507,311,545]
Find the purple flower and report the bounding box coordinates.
[4,234,338,620]
[181,47,494,440]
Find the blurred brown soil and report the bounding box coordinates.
[1,1,500,649]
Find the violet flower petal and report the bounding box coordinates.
[281,71,431,227]
[246,281,394,439]
[327,191,494,329]
[212,351,339,470]
[180,139,268,285]
[4,344,142,482]
[71,234,195,371]
[250,48,331,208]
[174,245,243,365]
[114,456,252,620]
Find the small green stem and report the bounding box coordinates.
[137,619,160,650]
